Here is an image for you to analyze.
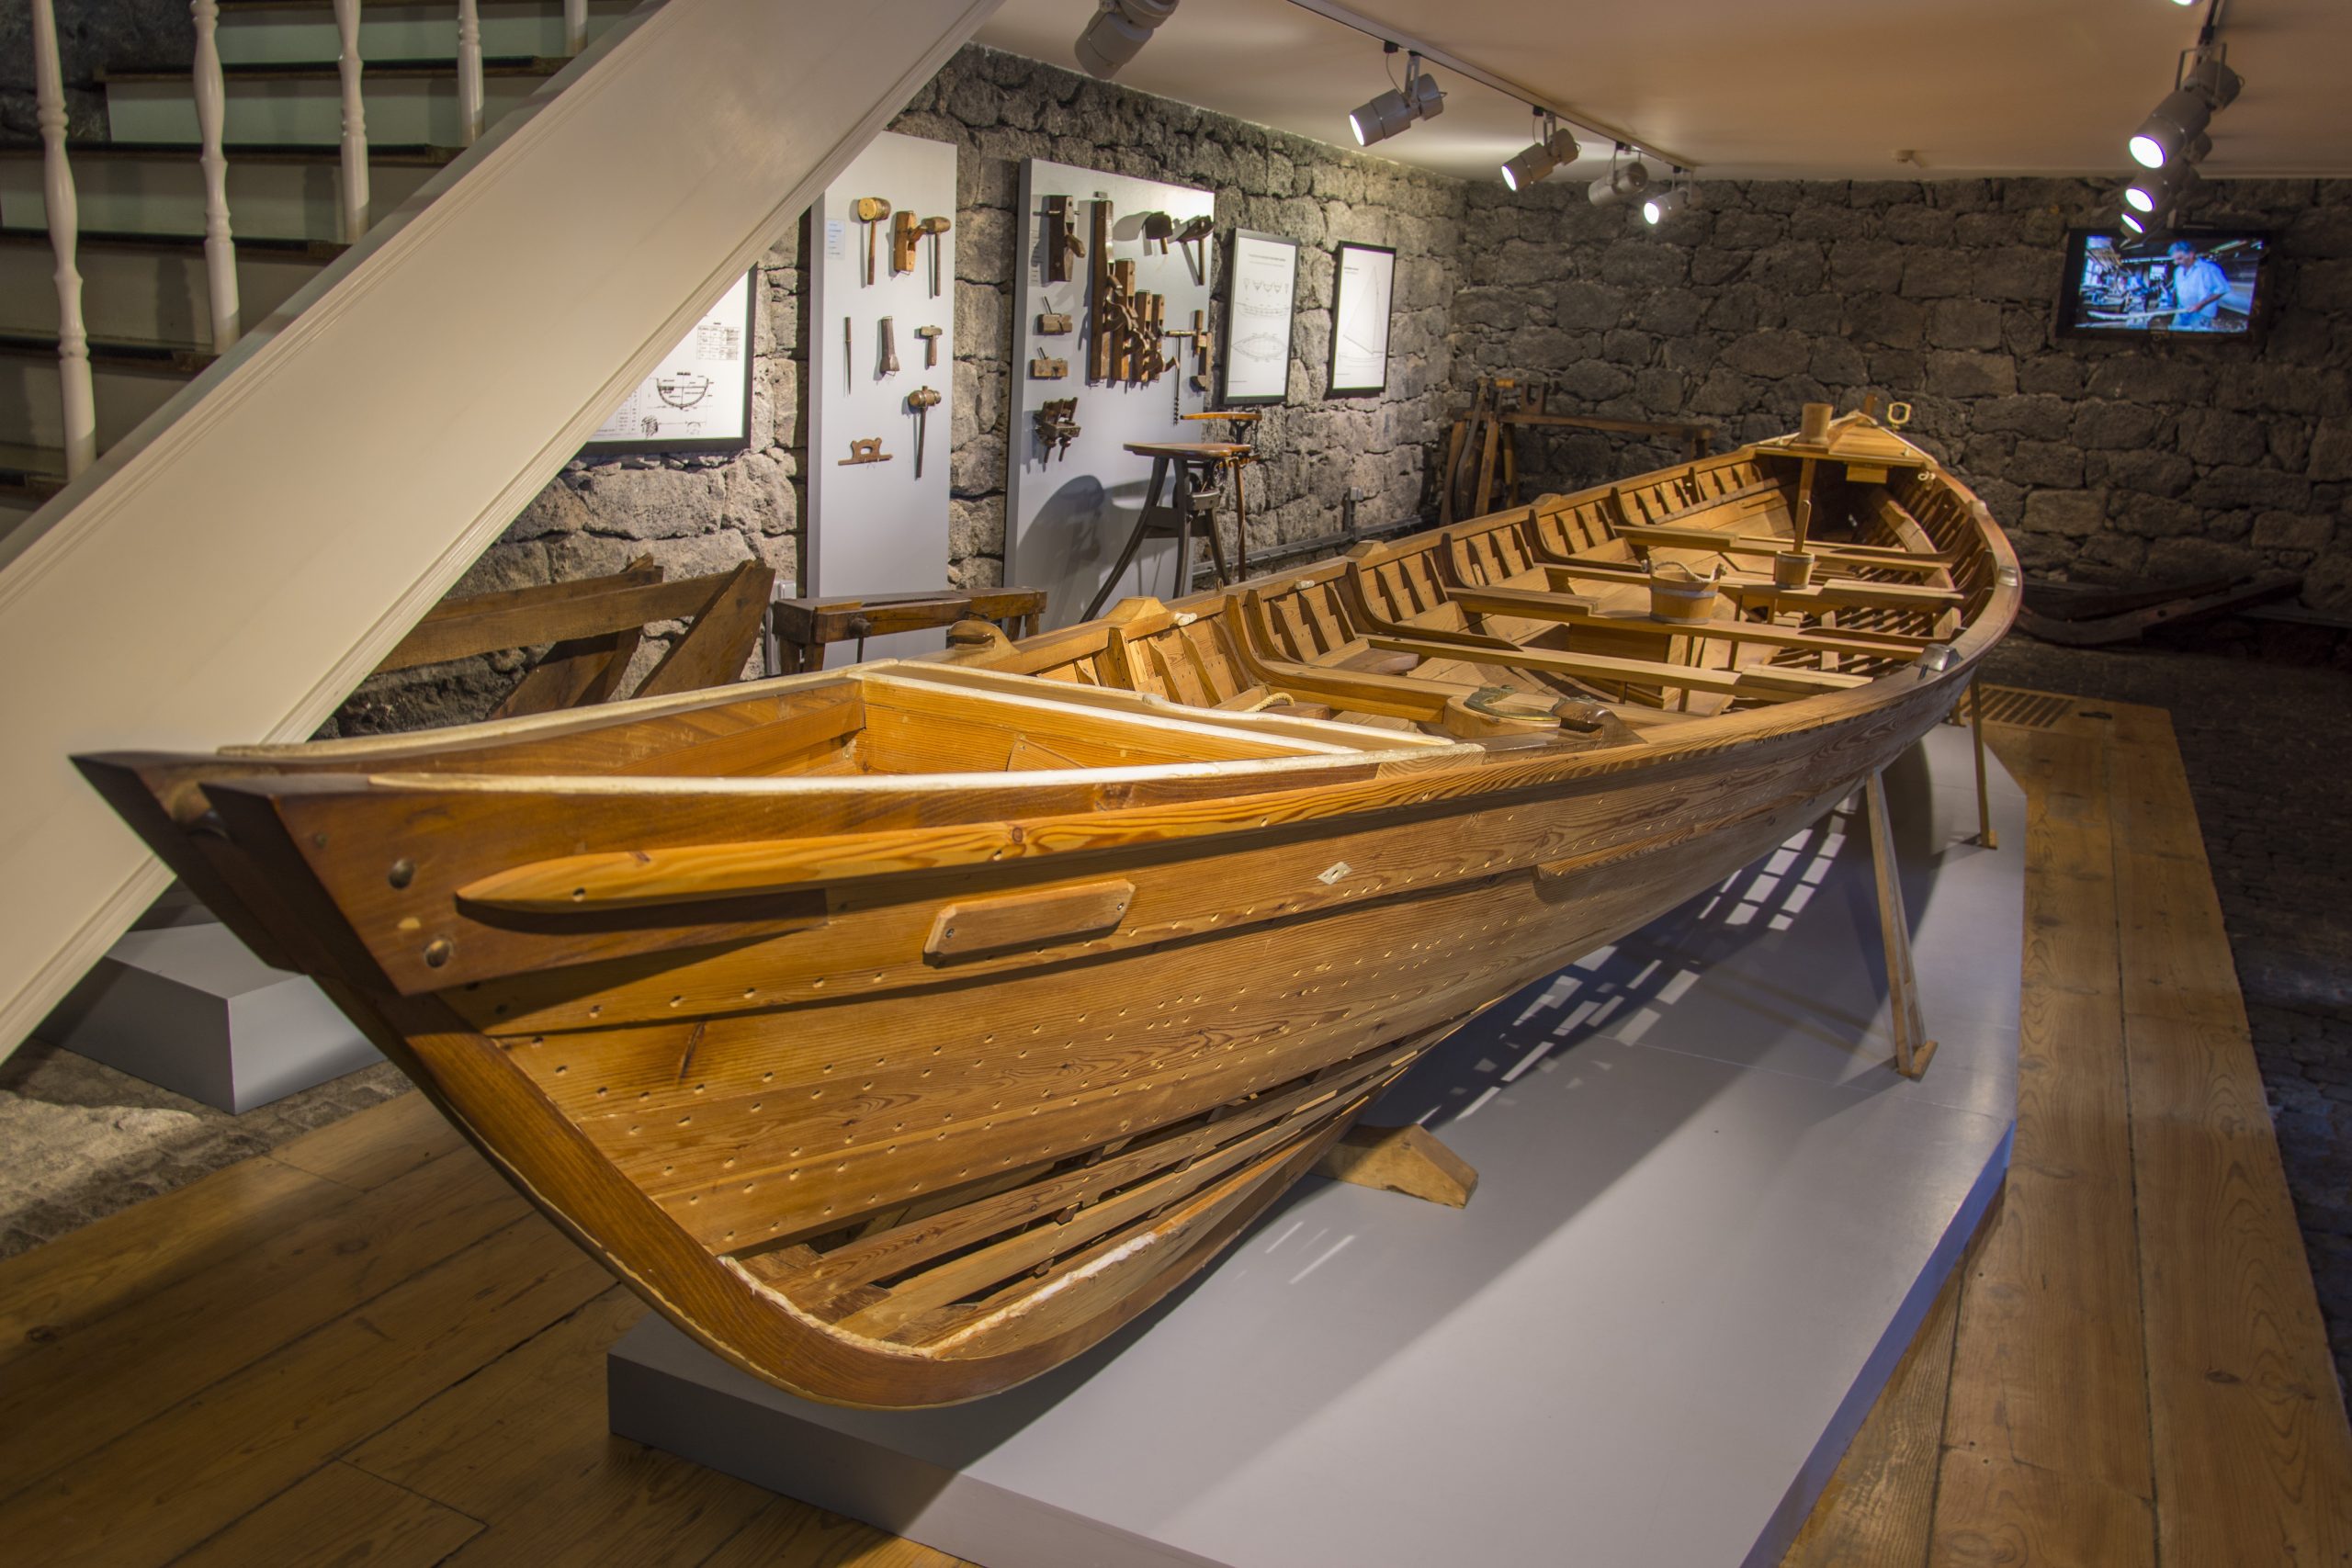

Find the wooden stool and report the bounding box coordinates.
[1082,440,1254,621]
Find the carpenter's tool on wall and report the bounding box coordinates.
[906,385,941,479]
[1175,215,1213,282]
[1030,355,1069,379]
[890,209,920,276]
[877,316,899,378]
[1141,211,1173,254]
[1037,312,1073,335]
[1035,399,1079,464]
[854,196,891,285]
[842,316,854,393]
[919,215,953,297]
[1190,309,1214,378]
[1044,195,1083,284]
[839,436,890,465]
[915,324,943,367]
[1089,201,1115,380]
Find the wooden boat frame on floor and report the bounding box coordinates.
[79,415,2018,1409]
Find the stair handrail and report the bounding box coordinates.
[0,0,1004,1057]
[29,0,96,477]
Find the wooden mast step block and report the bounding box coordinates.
[1315,1122,1478,1207]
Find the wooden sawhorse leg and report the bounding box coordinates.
[1863,768,1939,1079]
[1082,455,1173,621]
[1967,681,1998,850]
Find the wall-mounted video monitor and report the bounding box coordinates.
[2055,229,2272,340]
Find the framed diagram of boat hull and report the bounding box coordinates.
[582,270,757,457]
[1221,229,1298,406]
[1329,242,1395,397]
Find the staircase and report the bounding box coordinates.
[0,0,635,534]
[0,0,1005,1057]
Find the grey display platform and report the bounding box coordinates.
[611,725,2026,1568]
[38,901,379,1112]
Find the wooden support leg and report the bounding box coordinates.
[1315,1122,1478,1208]
[1968,681,1998,850]
[1863,769,1939,1079]
[1082,456,1170,621]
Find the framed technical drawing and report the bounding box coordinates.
[582,270,757,456]
[1221,229,1298,405]
[1329,242,1396,396]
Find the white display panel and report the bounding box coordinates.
[1007,160,1216,630]
[1329,242,1395,396]
[808,132,957,660]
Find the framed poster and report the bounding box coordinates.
[582,269,757,456]
[1329,242,1396,396]
[1221,229,1298,406]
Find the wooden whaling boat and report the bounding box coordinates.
[77,413,2018,1408]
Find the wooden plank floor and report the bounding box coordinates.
[1,694,2343,1567]
[1783,694,2352,1567]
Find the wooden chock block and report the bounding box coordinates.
[1316,1122,1477,1208]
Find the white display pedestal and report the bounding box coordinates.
[38,908,379,1113]
[610,726,2025,1567]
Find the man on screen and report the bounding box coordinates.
[2166,240,2233,331]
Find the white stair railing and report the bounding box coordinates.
[190,0,241,354]
[29,0,96,478]
[457,0,486,144]
[333,0,369,241]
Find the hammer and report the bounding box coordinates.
[853,197,890,285]
[918,214,953,297]
[914,323,943,367]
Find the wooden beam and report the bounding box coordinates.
[1314,1122,1477,1208]
[1863,769,1937,1078]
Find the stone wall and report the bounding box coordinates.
[896,47,1464,587]
[1451,175,2352,612]
[1,0,181,141]
[333,43,1462,731]
[336,61,2352,732]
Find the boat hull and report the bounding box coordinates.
[74,429,2018,1406]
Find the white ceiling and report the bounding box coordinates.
[975,0,2352,185]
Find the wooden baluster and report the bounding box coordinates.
[456,0,485,144]
[190,0,240,353]
[564,0,588,55]
[333,0,368,242]
[30,0,96,477]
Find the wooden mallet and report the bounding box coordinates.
[914,324,944,367]
[854,197,891,285]
[917,215,953,296]
[906,385,941,478]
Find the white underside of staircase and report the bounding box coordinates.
[0,0,1006,1058]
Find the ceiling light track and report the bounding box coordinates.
[1272,0,1692,175]
[2112,0,2242,234]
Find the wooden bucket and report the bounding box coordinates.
[1646,560,1719,624]
[1773,550,1815,589]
